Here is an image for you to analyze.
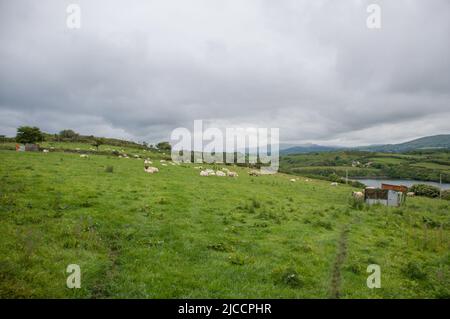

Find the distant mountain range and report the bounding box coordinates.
[280,134,450,154]
[279,143,342,154]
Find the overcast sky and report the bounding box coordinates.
[0,0,449,146]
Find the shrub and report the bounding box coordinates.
[15,126,44,144]
[409,184,440,198]
[441,190,450,201]
[350,180,366,188]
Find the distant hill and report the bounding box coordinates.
[280,144,342,154]
[357,134,450,152]
[280,134,450,155]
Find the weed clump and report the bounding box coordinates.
[207,242,233,252]
[348,196,364,210]
[156,197,169,205]
[272,267,303,288]
[403,262,427,280]
[228,253,246,265]
[251,198,261,209]
[314,220,333,230]
[105,165,114,173]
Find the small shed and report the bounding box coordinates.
[381,183,408,193]
[16,144,39,152]
[364,188,404,207]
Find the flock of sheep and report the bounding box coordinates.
[197,167,238,177]
[46,147,419,200]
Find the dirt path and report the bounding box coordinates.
[329,224,351,299]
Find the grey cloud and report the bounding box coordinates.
[0,0,449,145]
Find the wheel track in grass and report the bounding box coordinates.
[329,223,351,299]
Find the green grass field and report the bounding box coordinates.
[0,147,449,298]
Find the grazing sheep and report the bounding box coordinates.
[330,182,338,186]
[352,191,364,200]
[249,170,261,176]
[134,154,140,159]
[290,178,296,182]
[42,149,49,153]
[160,159,166,163]
[144,159,153,169]
[216,170,226,177]
[161,163,168,166]
[200,170,209,176]
[407,192,415,197]
[80,154,89,158]
[144,167,159,174]
[200,169,216,176]
[227,171,238,177]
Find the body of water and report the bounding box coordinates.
[354,179,450,190]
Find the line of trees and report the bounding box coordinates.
[9,126,172,152]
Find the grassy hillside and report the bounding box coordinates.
[0,143,449,298]
[280,150,450,183]
[360,134,450,152]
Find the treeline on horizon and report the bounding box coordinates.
[0,126,171,151]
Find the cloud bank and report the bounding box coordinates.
[0,0,449,146]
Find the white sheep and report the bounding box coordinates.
[42,149,49,153]
[352,191,364,200]
[227,171,238,177]
[216,171,226,177]
[290,179,296,182]
[144,167,159,174]
[200,170,209,176]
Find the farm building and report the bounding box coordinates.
[15,144,39,152]
[381,183,408,193]
[364,187,405,207]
